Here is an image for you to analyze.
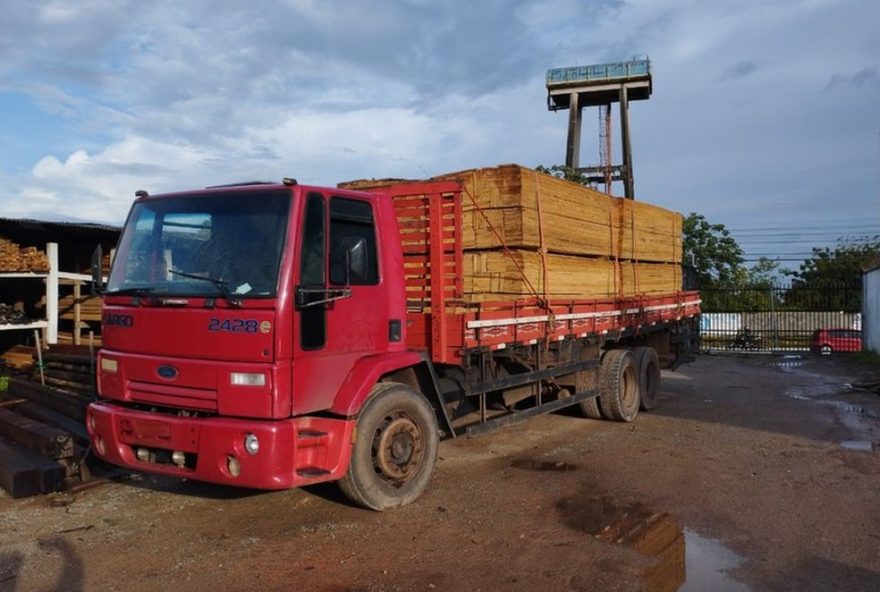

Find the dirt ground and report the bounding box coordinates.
[1,354,879,592]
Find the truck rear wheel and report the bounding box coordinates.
[338,382,439,511]
[632,346,661,411]
[599,349,640,422]
[578,396,604,419]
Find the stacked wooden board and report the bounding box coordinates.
[0,345,35,371]
[0,238,50,272]
[59,294,102,323]
[0,349,95,498]
[342,164,683,302]
[39,351,96,396]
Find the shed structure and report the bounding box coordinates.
[863,258,880,353]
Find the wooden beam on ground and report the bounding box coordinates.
[7,378,89,423]
[0,439,66,498]
[0,408,75,459]
[43,376,94,394]
[1,398,89,443]
[42,352,93,366]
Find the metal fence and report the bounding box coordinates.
[698,282,862,353]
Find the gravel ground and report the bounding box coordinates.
[1,353,878,592]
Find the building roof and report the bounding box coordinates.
[0,217,120,239]
[863,255,880,274]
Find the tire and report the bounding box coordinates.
[579,395,604,419]
[338,382,439,511]
[632,347,661,411]
[820,345,832,355]
[598,349,640,422]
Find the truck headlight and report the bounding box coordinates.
[244,433,259,455]
[100,358,118,373]
[230,372,266,386]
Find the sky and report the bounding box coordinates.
[1,0,879,264]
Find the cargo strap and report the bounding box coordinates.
[533,172,551,305]
[462,176,548,310]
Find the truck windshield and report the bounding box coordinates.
[106,190,291,298]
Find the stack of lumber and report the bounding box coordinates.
[38,351,96,396]
[0,238,50,272]
[59,294,103,323]
[1,345,35,371]
[19,246,50,272]
[343,164,683,302]
[463,252,680,299]
[0,239,20,271]
[0,378,91,498]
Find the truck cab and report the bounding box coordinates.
[88,181,425,500]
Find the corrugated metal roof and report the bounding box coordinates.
[0,217,121,235]
[863,255,880,274]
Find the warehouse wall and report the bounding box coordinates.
[864,267,880,353]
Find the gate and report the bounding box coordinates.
[698,282,862,353]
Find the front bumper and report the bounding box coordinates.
[87,402,355,490]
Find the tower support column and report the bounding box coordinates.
[565,92,582,170]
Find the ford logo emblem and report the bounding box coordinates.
[157,365,179,380]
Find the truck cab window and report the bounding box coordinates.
[329,197,378,286]
[107,191,289,297]
[299,192,326,350]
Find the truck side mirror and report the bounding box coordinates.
[342,237,367,286]
[91,244,105,295]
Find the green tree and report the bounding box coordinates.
[682,213,745,287]
[784,236,879,311]
[534,164,594,187]
[786,236,879,286]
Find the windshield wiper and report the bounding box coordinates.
[168,269,243,308]
[103,287,156,296]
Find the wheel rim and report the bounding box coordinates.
[372,413,424,486]
[622,365,638,410]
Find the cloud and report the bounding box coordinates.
[826,66,880,90]
[0,0,878,238]
[719,60,759,82]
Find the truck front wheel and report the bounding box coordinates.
[338,382,439,511]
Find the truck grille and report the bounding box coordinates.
[127,380,218,412]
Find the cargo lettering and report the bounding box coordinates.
[103,313,134,327]
[208,318,259,333]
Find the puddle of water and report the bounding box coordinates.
[682,530,750,592]
[771,355,805,369]
[840,440,876,452]
[776,360,803,369]
[555,495,750,591]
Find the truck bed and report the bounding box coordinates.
[362,179,699,366]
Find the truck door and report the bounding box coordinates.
[292,191,386,414]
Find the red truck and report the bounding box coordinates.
[87,177,700,509]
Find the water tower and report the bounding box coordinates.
[546,57,652,199]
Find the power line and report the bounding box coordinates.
[728,220,879,227]
[732,231,880,238]
[730,225,880,233]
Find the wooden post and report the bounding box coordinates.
[73,281,82,346]
[46,242,58,344]
[33,330,45,386]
